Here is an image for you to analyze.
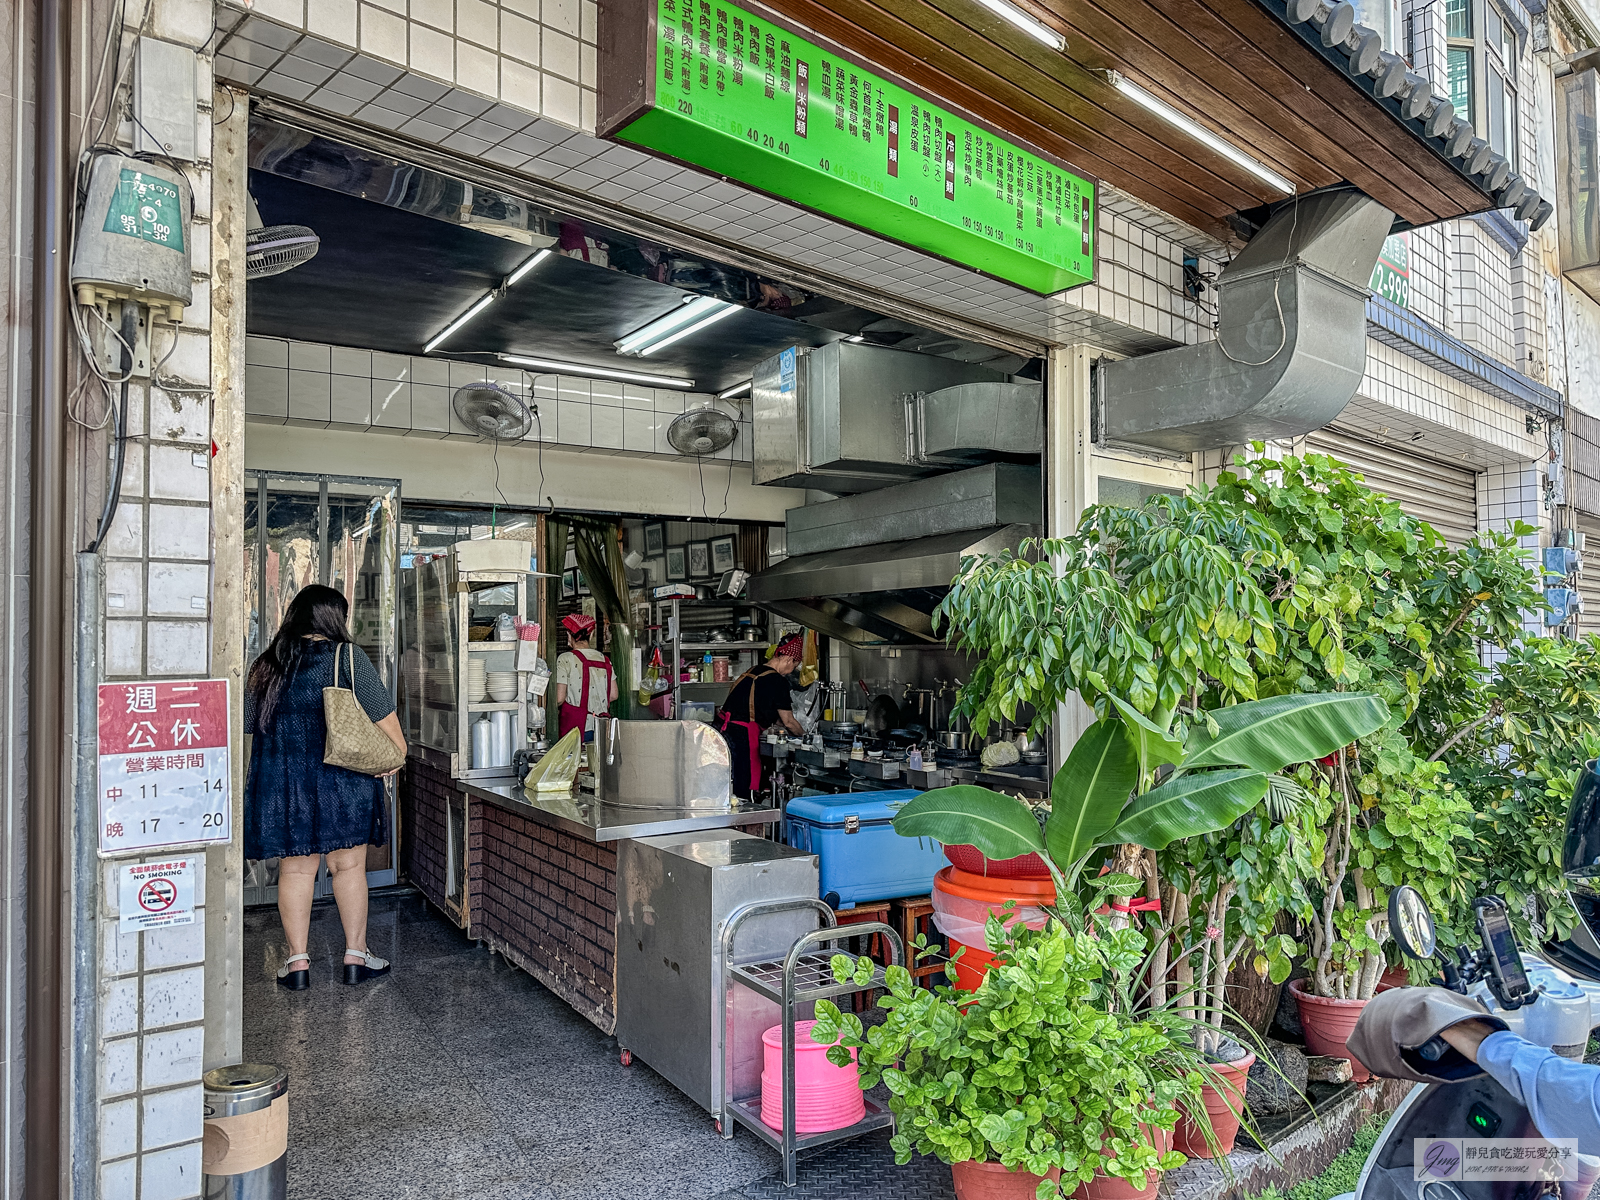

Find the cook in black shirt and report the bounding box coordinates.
[716,632,805,799]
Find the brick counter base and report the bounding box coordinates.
[477,801,618,1034]
[401,758,457,918]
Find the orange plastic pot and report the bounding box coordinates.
[933,866,1056,992]
[1173,1052,1255,1158]
[1069,1125,1172,1200]
[952,1160,1062,1200]
[1289,978,1372,1082]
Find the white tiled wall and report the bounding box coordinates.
[1349,337,1542,466]
[244,335,751,461]
[99,860,209,1199]
[1453,222,1517,365]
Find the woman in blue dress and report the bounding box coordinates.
[245,585,406,989]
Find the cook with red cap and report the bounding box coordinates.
[715,631,806,799]
[555,612,617,742]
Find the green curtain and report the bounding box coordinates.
[570,517,637,719]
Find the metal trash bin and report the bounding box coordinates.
[201,1064,288,1199]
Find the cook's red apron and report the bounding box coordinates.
[717,665,776,797]
[558,649,613,742]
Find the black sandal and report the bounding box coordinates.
[343,948,391,985]
[276,952,310,991]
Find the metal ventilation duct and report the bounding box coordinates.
[1100,188,1394,452]
[912,382,1043,466]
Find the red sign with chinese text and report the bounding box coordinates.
[97,680,232,856]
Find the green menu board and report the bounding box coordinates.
[610,0,1095,295]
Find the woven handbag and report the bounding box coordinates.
[323,642,406,775]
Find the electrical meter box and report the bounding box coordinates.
[70,154,192,320]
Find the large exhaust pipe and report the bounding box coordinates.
[1099,188,1394,452]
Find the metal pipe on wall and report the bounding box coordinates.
[28,0,69,1194]
[70,554,101,1200]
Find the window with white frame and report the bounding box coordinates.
[1446,0,1519,169]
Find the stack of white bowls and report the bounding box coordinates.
[466,659,488,702]
[487,671,519,702]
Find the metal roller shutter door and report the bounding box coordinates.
[1576,513,1600,638]
[1304,429,1480,547]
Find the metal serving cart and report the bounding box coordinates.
[718,899,904,1187]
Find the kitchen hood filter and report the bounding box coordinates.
[667,406,737,456]
[451,381,533,440]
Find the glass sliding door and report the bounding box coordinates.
[243,470,402,907]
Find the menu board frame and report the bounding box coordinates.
[597,0,1098,297]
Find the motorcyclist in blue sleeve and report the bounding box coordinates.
[1439,1020,1600,1148]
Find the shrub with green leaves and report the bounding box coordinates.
[810,915,1201,1196]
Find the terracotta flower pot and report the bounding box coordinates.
[1289,978,1372,1082]
[1173,1052,1256,1159]
[1380,964,1409,989]
[1068,1124,1171,1200]
[952,1159,1062,1200]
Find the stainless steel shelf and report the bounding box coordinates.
[725,1096,894,1154]
[728,951,890,1006]
[678,642,770,651]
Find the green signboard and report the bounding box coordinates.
[607,0,1095,295]
[102,168,185,253]
[1370,231,1408,308]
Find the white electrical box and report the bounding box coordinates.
[70,154,193,320]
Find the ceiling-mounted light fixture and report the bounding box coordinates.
[718,380,752,400]
[1107,72,1294,194]
[970,0,1065,49]
[845,334,866,343]
[424,248,555,354]
[616,295,739,356]
[497,352,696,389]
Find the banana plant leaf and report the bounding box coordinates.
[1107,768,1270,850]
[1181,693,1389,773]
[892,785,1045,862]
[1109,695,1184,773]
[1043,718,1139,867]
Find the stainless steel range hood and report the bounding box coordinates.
[747,524,1039,646]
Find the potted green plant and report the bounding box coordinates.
[810,899,1203,1200]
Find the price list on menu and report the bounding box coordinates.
[612,0,1095,295]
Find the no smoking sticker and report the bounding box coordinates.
[119,860,195,931]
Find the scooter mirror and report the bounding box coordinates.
[1389,885,1437,960]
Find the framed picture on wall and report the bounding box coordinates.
[709,535,736,574]
[687,541,711,578]
[666,546,687,581]
[561,570,576,599]
[643,522,666,557]
[576,569,590,596]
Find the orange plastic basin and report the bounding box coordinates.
[933,866,1056,992]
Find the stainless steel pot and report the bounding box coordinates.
[937,731,967,751]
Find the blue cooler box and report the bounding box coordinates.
[785,790,946,907]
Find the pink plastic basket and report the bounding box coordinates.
[758,1020,865,1133]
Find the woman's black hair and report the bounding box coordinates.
[246,584,351,731]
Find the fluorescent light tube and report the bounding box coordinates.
[718,380,752,400]
[638,303,738,356]
[425,293,496,353]
[616,295,736,355]
[505,248,553,286]
[971,0,1065,49]
[423,251,554,354]
[1109,72,1294,194]
[497,353,696,389]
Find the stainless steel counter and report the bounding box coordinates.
[460,780,782,843]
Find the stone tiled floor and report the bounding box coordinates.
[242,889,954,1200]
